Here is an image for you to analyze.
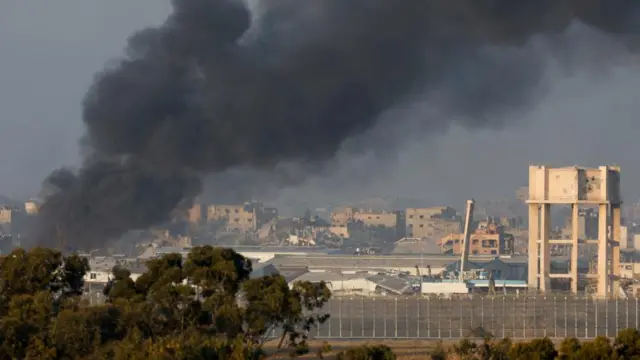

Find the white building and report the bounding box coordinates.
[85,257,147,284]
[138,245,340,263]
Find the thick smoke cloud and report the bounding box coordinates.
[34,0,640,250]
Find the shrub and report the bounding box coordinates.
[614,328,640,359]
[558,337,581,360]
[336,344,396,360]
[477,338,511,360]
[508,337,556,360]
[429,340,446,360]
[452,339,477,356]
[576,337,613,360]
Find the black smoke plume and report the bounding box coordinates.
[33,0,640,250]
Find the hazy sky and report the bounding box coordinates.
[2,1,639,208]
[0,0,171,199]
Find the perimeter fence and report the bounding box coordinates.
[306,295,640,340]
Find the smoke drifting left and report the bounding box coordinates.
[32,0,640,250]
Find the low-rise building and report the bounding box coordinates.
[330,207,355,226]
[437,223,514,255]
[329,207,403,239]
[85,257,147,284]
[353,210,398,228]
[405,207,461,238]
[208,204,257,231]
[207,202,278,232]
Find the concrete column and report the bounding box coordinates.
[597,204,610,298]
[540,204,551,293]
[528,204,539,289]
[612,204,621,297]
[571,204,579,295]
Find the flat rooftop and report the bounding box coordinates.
[265,254,528,270]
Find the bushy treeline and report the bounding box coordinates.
[5,246,640,360]
[0,246,331,359]
[337,329,640,360]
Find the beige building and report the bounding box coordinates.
[619,262,640,279]
[437,223,514,256]
[328,226,349,238]
[0,205,17,224]
[405,207,460,238]
[187,204,203,224]
[353,210,398,228]
[330,207,399,228]
[634,234,640,250]
[207,205,257,232]
[24,201,39,215]
[330,207,355,226]
[621,226,629,248]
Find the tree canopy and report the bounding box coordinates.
[0,246,330,359]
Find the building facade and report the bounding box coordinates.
[207,204,257,231]
[405,207,460,238]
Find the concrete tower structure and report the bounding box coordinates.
[526,165,621,298]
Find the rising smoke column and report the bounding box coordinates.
[33,0,640,250]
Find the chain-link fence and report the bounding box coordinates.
[306,296,640,340]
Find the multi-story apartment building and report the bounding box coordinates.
[329,207,405,239]
[437,223,514,255]
[206,202,277,232]
[405,206,461,238]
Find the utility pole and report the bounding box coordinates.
[460,199,475,281]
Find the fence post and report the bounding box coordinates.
[543,297,547,338]
[585,296,588,339]
[406,298,409,338]
[339,298,343,338]
[449,296,453,339]
[574,296,578,338]
[593,297,599,337]
[371,297,378,338]
[372,297,375,338]
[384,298,387,338]
[470,295,474,330]
[616,298,619,336]
[427,296,430,338]
[481,296,485,328]
[524,296,527,338]
[328,298,332,338]
[626,298,629,330]
[361,296,365,338]
[533,296,537,338]
[603,298,608,337]
[394,297,398,338]
[460,295,464,338]
[492,296,495,337]
[564,297,568,338]
[350,298,353,338]
[438,297,442,338]
[502,296,505,339]
[554,297,557,339]
[512,297,516,339]
[417,297,420,338]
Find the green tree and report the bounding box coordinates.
[613,328,640,359]
[0,245,330,359]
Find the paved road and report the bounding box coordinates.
[310,296,640,339]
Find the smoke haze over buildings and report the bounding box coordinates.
[14,0,640,249]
